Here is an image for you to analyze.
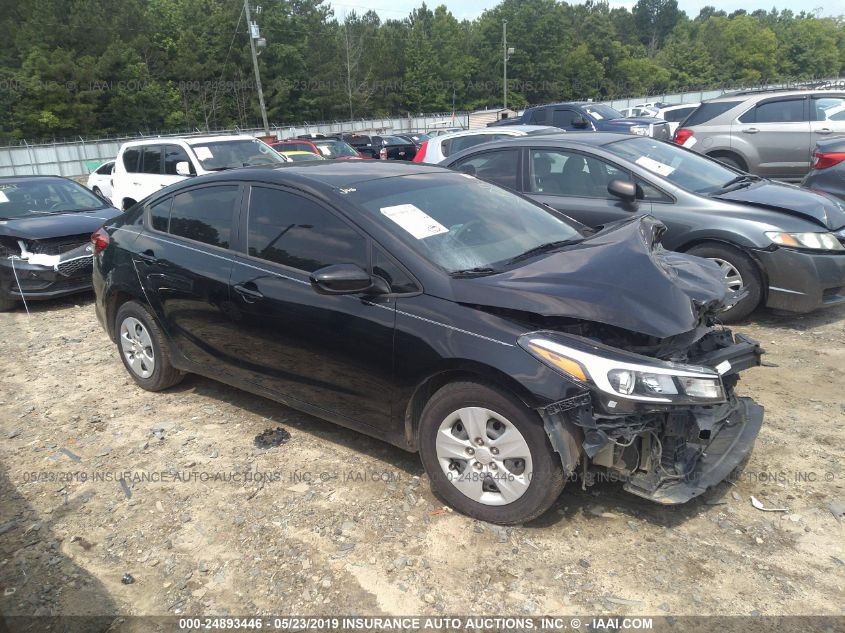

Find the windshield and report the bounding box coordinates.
[0,179,106,219]
[384,136,408,146]
[286,152,323,161]
[584,104,624,121]
[188,139,285,170]
[315,141,359,158]
[604,137,738,194]
[350,173,582,274]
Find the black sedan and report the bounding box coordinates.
[0,176,122,311]
[442,133,845,321]
[802,137,845,202]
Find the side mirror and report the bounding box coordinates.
[310,264,386,295]
[175,161,193,177]
[572,116,589,129]
[607,179,637,203]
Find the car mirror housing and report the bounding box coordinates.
[607,179,637,203]
[310,264,386,295]
[175,161,193,177]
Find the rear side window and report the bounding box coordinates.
[451,149,519,190]
[247,186,367,272]
[150,197,172,232]
[96,162,113,175]
[662,107,695,123]
[683,101,741,126]
[740,98,805,124]
[163,145,193,175]
[443,134,504,157]
[140,146,162,174]
[168,185,238,248]
[122,148,140,172]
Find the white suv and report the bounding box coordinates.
[111,135,286,210]
[413,125,560,164]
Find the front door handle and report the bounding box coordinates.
[815,128,833,135]
[233,283,264,303]
[136,249,157,263]
[742,128,759,134]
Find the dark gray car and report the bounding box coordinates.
[802,136,845,202]
[442,133,845,321]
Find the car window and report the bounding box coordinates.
[814,97,845,121]
[450,149,519,190]
[163,145,194,175]
[373,247,418,293]
[552,109,580,128]
[247,186,367,273]
[528,150,624,198]
[684,101,741,126]
[636,179,672,203]
[443,134,507,157]
[662,107,695,123]
[122,148,140,173]
[168,185,238,248]
[140,146,162,175]
[740,98,805,124]
[96,162,114,175]
[150,197,173,232]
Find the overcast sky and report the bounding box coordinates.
[328,0,836,21]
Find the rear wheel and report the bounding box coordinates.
[687,243,762,322]
[418,381,565,525]
[115,301,183,391]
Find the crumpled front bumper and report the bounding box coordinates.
[623,397,763,504]
[1,246,94,300]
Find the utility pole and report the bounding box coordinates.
[244,0,269,135]
[502,20,507,111]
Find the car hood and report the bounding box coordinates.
[450,216,732,339]
[0,207,122,240]
[712,180,845,230]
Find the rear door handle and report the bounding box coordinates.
[742,128,758,134]
[233,283,264,303]
[136,249,157,263]
[815,128,833,135]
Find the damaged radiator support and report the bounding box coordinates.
[15,239,94,277]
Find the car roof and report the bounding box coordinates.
[0,175,78,184]
[706,89,842,103]
[445,131,631,153]
[436,125,559,141]
[120,135,259,148]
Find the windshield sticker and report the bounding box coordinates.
[194,146,213,160]
[635,155,676,177]
[380,204,448,240]
[0,191,8,203]
[318,146,331,156]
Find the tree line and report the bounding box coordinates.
[1,0,844,143]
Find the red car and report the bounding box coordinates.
[270,139,369,160]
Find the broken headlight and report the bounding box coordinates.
[519,333,725,404]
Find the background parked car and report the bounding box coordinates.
[673,89,845,179]
[442,133,845,321]
[86,160,114,202]
[277,150,326,162]
[0,175,122,311]
[336,133,383,158]
[376,135,418,161]
[413,125,559,164]
[653,103,700,135]
[271,138,367,160]
[488,101,672,139]
[802,137,845,201]
[394,132,431,148]
[111,135,287,210]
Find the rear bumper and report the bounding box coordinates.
[1,257,93,301]
[624,397,764,504]
[756,246,845,312]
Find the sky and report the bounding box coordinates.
[327,0,836,21]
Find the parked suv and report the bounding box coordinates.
[489,102,671,140]
[111,135,286,210]
[673,89,845,180]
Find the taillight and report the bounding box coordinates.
[673,128,694,146]
[811,151,845,170]
[413,140,428,163]
[91,227,110,254]
[379,147,387,160]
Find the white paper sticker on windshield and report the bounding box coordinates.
[318,146,331,156]
[0,191,8,203]
[635,155,676,177]
[194,146,213,160]
[380,204,448,240]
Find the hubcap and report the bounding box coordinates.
[435,407,533,506]
[119,317,155,379]
[709,257,744,293]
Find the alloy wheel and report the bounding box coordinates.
[119,317,155,378]
[435,407,533,506]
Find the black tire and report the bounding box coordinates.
[418,381,565,525]
[92,186,103,196]
[687,242,762,322]
[711,154,746,171]
[114,301,184,391]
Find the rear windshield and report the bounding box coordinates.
[683,101,742,127]
[0,179,107,219]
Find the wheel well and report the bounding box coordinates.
[403,368,537,452]
[677,238,768,298]
[706,150,748,172]
[106,290,135,341]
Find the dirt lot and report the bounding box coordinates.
[1,295,844,624]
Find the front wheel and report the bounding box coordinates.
[687,243,762,322]
[418,381,565,525]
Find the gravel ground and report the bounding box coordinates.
[0,295,844,623]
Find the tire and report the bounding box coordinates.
[418,380,565,525]
[114,301,184,391]
[92,186,102,196]
[687,243,762,322]
[711,154,745,172]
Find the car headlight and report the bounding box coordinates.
[629,125,650,136]
[765,231,843,251]
[519,333,725,404]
